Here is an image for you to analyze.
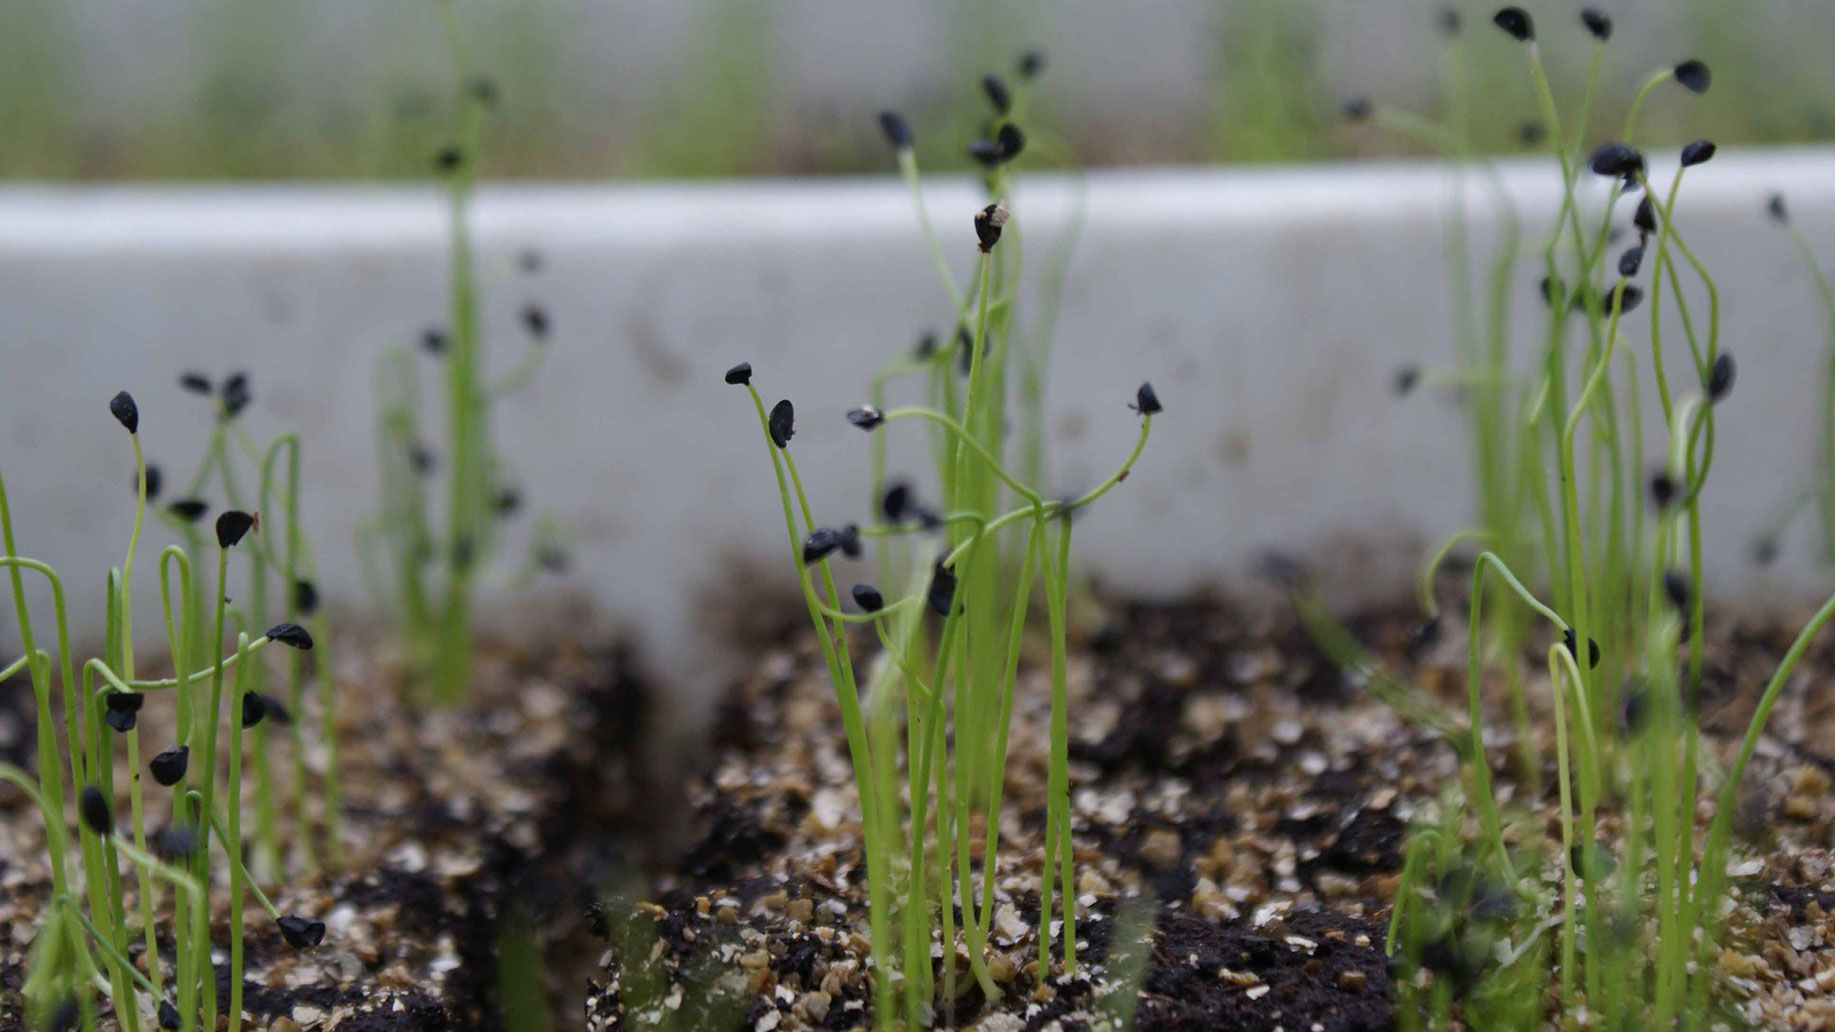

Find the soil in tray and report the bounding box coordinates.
[586,594,1835,1031]
[0,639,652,1031]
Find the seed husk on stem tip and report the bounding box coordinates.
[266,622,315,650]
[169,499,209,523]
[1589,142,1645,178]
[80,785,111,836]
[1768,193,1789,224]
[1561,628,1602,669]
[928,560,957,615]
[1674,59,1712,94]
[242,692,268,729]
[1580,8,1612,41]
[217,510,256,548]
[983,74,1012,115]
[1707,353,1736,403]
[1131,382,1163,415]
[104,691,145,733]
[110,391,139,434]
[1017,49,1046,79]
[847,405,885,431]
[975,203,1010,253]
[149,746,190,787]
[852,585,885,613]
[1680,139,1717,167]
[769,400,795,449]
[724,361,753,386]
[179,371,213,394]
[878,111,913,151]
[277,915,326,949]
[1492,7,1533,42]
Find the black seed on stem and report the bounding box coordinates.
[1680,139,1716,167]
[169,499,209,523]
[1561,627,1602,669]
[1707,352,1735,403]
[294,579,319,616]
[159,999,181,1030]
[769,400,795,449]
[410,444,435,475]
[1609,284,1644,314]
[1256,550,1310,589]
[241,692,267,729]
[110,391,140,434]
[522,304,550,340]
[1340,96,1373,122]
[996,123,1026,161]
[421,328,447,354]
[852,584,884,613]
[1650,472,1678,509]
[846,405,884,431]
[1394,366,1421,396]
[1131,382,1163,415]
[1406,616,1442,658]
[179,372,213,394]
[803,528,845,565]
[104,691,145,733]
[216,510,255,548]
[927,560,957,615]
[221,372,252,419]
[840,524,862,559]
[983,74,1012,115]
[1752,536,1779,566]
[255,693,292,725]
[882,482,911,523]
[1588,142,1645,178]
[80,785,111,836]
[969,138,1002,167]
[1634,195,1657,233]
[276,915,326,949]
[724,361,753,386]
[1017,49,1046,79]
[1768,193,1789,224]
[878,111,913,151]
[154,823,198,859]
[914,332,938,360]
[1618,245,1645,278]
[975,203,1009,253]
[141,464,163,502]
[266,622,314,650]
[1581,8,1612,40]
[1492,7,1533,41]
[435,145,465,172]
[1674,59,1711,94]
[48,998,78,1032]
[1664,568,1691,611]
[150,746,190,787]
[1619,681,1649,735]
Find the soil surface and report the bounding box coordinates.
[584,593,1835,1030]
[0,637,650,1031]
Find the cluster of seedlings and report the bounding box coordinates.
[362,4,566,706]
[1292,6,1835,1027]
[723,52,1160,1029]
[3,381,338,1031]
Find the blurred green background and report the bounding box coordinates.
[3,0,1830,181]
